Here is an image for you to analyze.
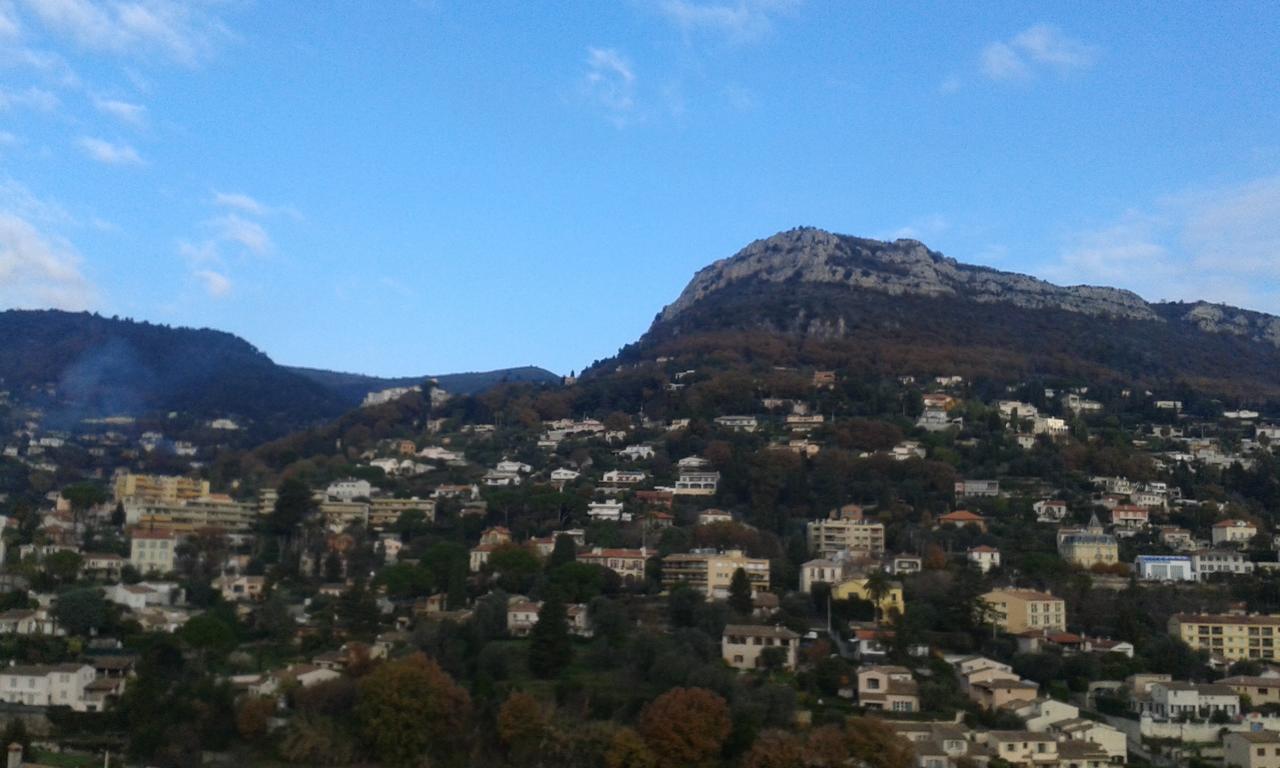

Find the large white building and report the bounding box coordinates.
[1135,555,1196,582]
[0,664,96,710]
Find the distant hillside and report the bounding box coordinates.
[0,310,349,432]
[601,228,1280,399]
[287,365,561,406]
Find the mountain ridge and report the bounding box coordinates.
[656,227,1280,347]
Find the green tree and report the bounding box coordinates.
[728,567,753,615]
[53,587,107,637]
[548,533,577,570]
[44,550,83,585]
[528,591,573,678]
[268,478,315,538]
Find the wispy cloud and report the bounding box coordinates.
[193,268,230,298]
[93,95,146,126]
[77,136,143,165]
[1042,175,1280,313]
[656,0,798,43]
[18,0,230,66]
[0,212,96,310]
[213,213,271,255]
[0,1,21,40]
[0,85,59,111]
[212,191,267,216]
[981,24,1097,82]
[583,46,636,126]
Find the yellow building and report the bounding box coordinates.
[1057,514,1119,568]
[132,494,257,531]
[832,578,905,617]
[1169,614,1280,662]
[662,549,769,599]
[981,589,1067,634]
[113,472,210,504]
[368,497,436,529]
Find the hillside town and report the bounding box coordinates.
[0,363,1279,768]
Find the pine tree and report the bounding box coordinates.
[548,533,577,571]
[728,567,753,615]
[528,591,572,678]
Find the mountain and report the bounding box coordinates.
[0,310,560,435]
[287,365,561,406]
[0,310,350,432]
[611,227,1280,399]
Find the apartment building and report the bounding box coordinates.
[806,505,885,558]
[982,589,1067,634]
[1169,613,1280,661]
[662,549,769,598]
[112,471,210,503]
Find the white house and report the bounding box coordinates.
[1213,519,1258,547]
[326,478,373,501]
[0,664,95,710]
[967,546,1001,573]
[129,528,177,575]
[616,445,655,461]
[587,500,629,522]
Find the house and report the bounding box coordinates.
[587,499,630,522]
[507,600,593,638]
[215,574,266,602]
[1034,500,1069,523]
[967,545,1001,573]
[0,609,58,636]
[80,553,125,580]
[1134,681,1239,720]
[1214,519,1259,547]
[1191,549,1254,580]
[713,415,758,432]
[799,559,843,593]
[955,479,1000,498]
[674,470,720,496]
[1057,515,1119,567]
[937,510,987,532]
[1159,526,1196,550]
[971,679,1041,709]
[549,468,580,485]
[982,732,1058,767]
[856,665,919,713]
[981,589,1066,634]
[916,407,961,432]
[1135,555,1196,582]
[0,663,95,710]
[806,505,885,558]
[697,509,734,526]
[661,549,769,598]
[616,445,655,461]
[577,547,650,582]
[1110,505,1149,531]
[721,625,799,671]
[1220,674,1280,707]
[1225,730,1280,768]
[832,577,905,617]
[601,470,648,486]
[1054,718,1127,763]
[326,478,373,501]
[129,527,177,574]
[888,554,923,575]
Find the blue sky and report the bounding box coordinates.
[1,1,1277,377]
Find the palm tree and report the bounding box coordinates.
[863,570,892,625]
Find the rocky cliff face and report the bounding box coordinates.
[657,227,1280,347]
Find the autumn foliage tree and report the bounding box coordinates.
[497,691,552,764]
[355,653,471,766]
[637,687,731,768]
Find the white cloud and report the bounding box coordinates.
[0,178,72,225]
[0,212,96,310]
[981,24,1097,82]
[1042,176,1280,313]
[212,191,266,216]
[584,47,636,125]
[0,85,59,111]
[93,96,146,125]
[19,0,229,65]
[76,136,143,165]
[193,268,230,297]
[0,1,20,39]
[656,0,797,43]
[213,213,271,255]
